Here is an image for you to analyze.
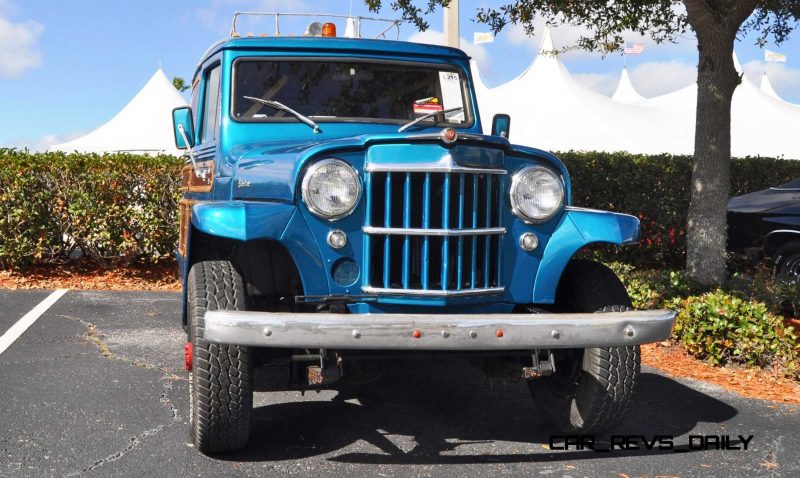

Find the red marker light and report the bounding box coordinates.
[412,329,422,339]
[184,342,193,371]
[496,329,504,338]
[322,23,337,37]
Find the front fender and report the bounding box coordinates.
[532,207,640,303]
[191,201,295,241]
[764,228,800,258]
[190,201,328,298]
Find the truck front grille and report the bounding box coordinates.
[363,168,506,296]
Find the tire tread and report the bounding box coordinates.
[188,260,252,454]
[529,260,640,434]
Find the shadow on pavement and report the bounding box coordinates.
[221,360,738,464]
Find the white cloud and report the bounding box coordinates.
[629,61,696,97]
[742,60,800,101]
[0,4,44,78]
[572,60,696,98]
[572,73,619,96]
[504,19,696,62]
[407,29,491,74]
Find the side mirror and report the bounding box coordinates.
[491,113,511,139]
[172,106,195,149]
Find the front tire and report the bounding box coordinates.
[187,260,253,454]
[528,259,640,433]
[773,242,800,285]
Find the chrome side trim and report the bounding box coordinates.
[203,309,678,350]
[365,163,506,175]
[361,286,504,297]
[362,226,506,237]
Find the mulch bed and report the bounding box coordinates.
[642,342,800,404]
[1,264,798,404]
[0,262,180,291]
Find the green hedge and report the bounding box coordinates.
[3,149,800,269]
[561,152,800,266]
[609,262,799,379]
[0,149,182,268]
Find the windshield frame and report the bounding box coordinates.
[229,56,475,129]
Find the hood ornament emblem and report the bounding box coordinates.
[441,128,458,144]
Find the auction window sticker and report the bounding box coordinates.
[439,71,465,121]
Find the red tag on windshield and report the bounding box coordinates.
[413,102,444,115]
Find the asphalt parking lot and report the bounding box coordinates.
[0,289,798,477]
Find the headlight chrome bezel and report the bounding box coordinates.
[301,158,362,220]
[509,165,565,224]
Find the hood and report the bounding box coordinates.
[227,131,566,203]
[727,186,800,214]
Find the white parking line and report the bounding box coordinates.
[0,289,69,356]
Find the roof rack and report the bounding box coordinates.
[230,12,401,40]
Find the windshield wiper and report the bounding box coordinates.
[398,106,464,133]
[243,96,322,133]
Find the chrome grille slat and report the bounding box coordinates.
[362,226,505,236]
[363,168,504,297]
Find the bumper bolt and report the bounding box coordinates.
[263,327,272,337]
[469,330,478,339]
[441,330,450,338]
[551,330,560,339]
[624,325,635,337]
[352,329,361,339]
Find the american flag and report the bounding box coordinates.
[623,43,645,55]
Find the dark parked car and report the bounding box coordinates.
[728,178,800,281]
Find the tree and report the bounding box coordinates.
[172,76,190,92]
[365,0,800,286]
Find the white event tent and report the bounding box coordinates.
[471,28,800,159]
[760,72,783,101]
[51,69,188,156]
[474,29,666,154]
[611,68,646,105]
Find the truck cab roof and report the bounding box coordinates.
[195,36,471,78]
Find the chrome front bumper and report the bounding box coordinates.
[203,310,676,350]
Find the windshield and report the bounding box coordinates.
[232,59,471,126]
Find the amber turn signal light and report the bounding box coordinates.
[322,23,337,37]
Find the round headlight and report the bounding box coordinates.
[302,159,361,219]
[510,166,564,223]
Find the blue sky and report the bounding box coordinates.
[2,0,799,149]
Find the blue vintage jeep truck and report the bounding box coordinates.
[172,13,676,454]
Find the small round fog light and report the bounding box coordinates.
[519,232,539,251]
[327,230,347,249]
[332,259,359,286]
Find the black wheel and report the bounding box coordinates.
[187,260,252,454]
[773,242,800,285]
[772,242,800,315]
[528,259,640,433]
